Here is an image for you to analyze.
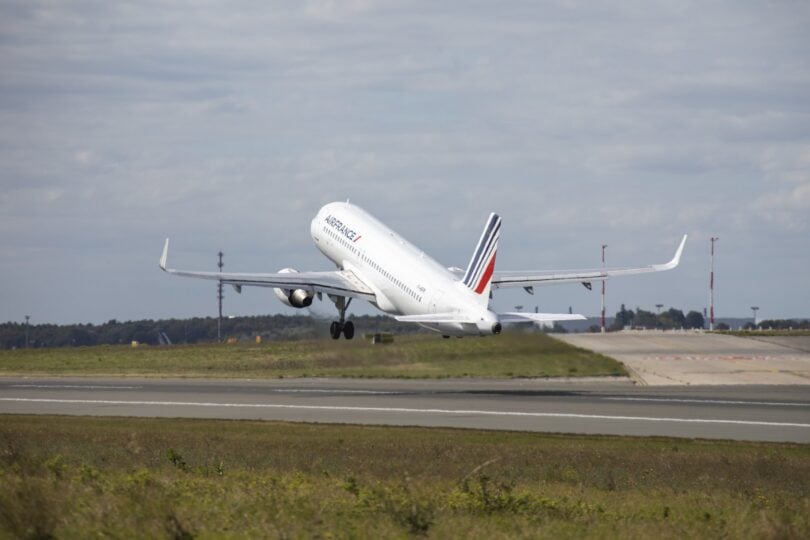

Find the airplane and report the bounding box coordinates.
[159,201,687,339]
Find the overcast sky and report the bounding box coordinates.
[1,1,808,325]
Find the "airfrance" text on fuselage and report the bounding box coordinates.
[325,215,362,242]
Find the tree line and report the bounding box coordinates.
[609,304,706,330]
[737,319,810,331]
[607,304,809,331]
[3,310,807,349]
[0,314,426,349]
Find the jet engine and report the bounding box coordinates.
[273,268,314,308]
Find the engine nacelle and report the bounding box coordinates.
[273,268,314,308]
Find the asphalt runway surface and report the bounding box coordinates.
[2,376,809,443]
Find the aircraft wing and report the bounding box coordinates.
[491,235,687,289]
[159,239,375,300]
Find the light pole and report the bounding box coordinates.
[24,315,30,348]
[600,244,607,333]
[217,251,224,343]
[751,306,759,328]
[709,237,718,330]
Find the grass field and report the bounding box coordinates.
[1,415,808,538]
[0,333,627,379]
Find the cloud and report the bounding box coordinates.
[1,0,809,322]
[753,181,810,232]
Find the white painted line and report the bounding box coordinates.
[10,384,141,390]
[271,389,399,395]
[1,398,809,429]
[603,397,810,407]
[8,385,392,394]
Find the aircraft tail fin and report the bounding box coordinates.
[461,212,501,304]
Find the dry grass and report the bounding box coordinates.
[1,415,808,538]
[0,333,626,379]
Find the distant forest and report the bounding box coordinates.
[0,314,429,349]
[606,304,809,333]
[2,310,808,349]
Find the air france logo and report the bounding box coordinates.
[325,215,362,242]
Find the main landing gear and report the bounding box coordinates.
[329,296,354,340]
[330,320,354,340]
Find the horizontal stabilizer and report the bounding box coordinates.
[395,313,473,324]
[498,312,586,323]
[396,312,586,325]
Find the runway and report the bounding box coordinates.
[2,376,809,443]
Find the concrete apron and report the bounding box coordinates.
[555,331,810,386]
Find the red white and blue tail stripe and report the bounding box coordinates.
[462,213,501,301]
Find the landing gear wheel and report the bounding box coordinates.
[328,296,356,340]
[343,321,355,340]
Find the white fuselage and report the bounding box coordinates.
[310,202,497,336]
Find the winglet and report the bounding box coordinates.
[653,234,687,271]
[159,238,170,271]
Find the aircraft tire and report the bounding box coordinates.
[343,321,355,340]
[330,321,342,340]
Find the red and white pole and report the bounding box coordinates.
[601,244,607,333]
[709,237,718,330]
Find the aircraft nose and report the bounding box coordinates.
[310,216,318,239]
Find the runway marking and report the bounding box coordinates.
[10,384,141,390]
[2,398,809,429]
[7,385,394,395]
[271,389,400,395]
[603,397,810,407]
